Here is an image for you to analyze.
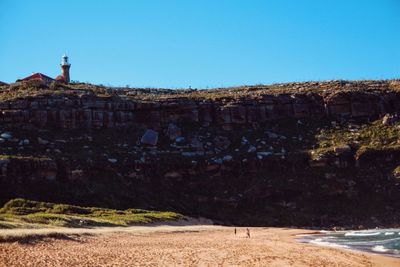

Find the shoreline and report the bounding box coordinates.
[0,225,399,266]
[297,228,400,259]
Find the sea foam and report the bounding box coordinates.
[298,228,400,258]
[371,245,389,252]
[344,231,380,237]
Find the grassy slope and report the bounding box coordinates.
[312,120,400,159]
[0,199,183,229]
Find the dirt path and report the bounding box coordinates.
[0,226,399,266]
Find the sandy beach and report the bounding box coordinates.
[0,225,399,267]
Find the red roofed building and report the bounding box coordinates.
[55,74,66,82]
[17,54,72,85]
[20,73,55,85]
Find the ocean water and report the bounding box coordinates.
[298,229,400,257]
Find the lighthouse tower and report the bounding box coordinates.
[60,54,71,83]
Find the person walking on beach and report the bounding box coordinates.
[246,228,250,238]
[234,228,237,236]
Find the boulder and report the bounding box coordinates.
[266,132,279,139]
[182,151,204,157]
[334,144,351,154]
[257,151,273,158]
[38,137,49,145]
[70,169,84,180]
[175,136,185,143]
[309,156,329,167]
[167,123,182,140]
[190,137,204,150]
[213,136,231,149]
[0,132,12,140]
[18,139,30,146]
[393,166,400,179]
[382,113,400,126]
[223,155,233,161]
[247,146,256,153]
[141,129,159,146]
[164,171,182,178]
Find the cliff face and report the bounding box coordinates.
[1,79,400,227]
[1,80,400,130]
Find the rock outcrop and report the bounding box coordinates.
[0,80,399,130]
[1,79,400,227]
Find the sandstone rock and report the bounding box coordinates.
[108,158,117,163]
[213,158,223,164]
[190,138,203,150]
[0,158,9,177]
[334,144,351,154]
[382,113,400,125]
[40,170,57,181]
[167,123,182,140]
[182,151,204,157]
[71,169,84,180]
[175,136,185,143]
[164,171,181,178]
[247,146,256,153]
[213,136,231,149]
[229,105,246,124]
[393,166,400,179]
[0,159,10,166]
[0,132,12,140]
[221,124,232,131]
[324,173,336,179]
[241,137,249,145]
[141,129,159,146]
[37,137,49,145]
[206,164,219,171]
[309,157,329,167]
[18,139,29,146]
[257,151,273,158]
[223,155,233,161]
[266,132,279,139]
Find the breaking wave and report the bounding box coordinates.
[298,229,400,257]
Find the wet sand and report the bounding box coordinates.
[0,225,399,267]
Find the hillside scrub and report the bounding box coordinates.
[313,119,400,158]
[1,79,400,102]
[0,199,183,229]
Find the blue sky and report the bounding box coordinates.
[0,0,399,88]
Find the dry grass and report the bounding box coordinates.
[2,79,399,102]
[0,198,183,229]
[0,217,212,244]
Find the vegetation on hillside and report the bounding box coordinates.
[0,199,183,229]
[312,119,400,159]
[1,79,400,102]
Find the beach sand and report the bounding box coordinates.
[0,225,399,267]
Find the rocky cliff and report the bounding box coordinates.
[1,80,400,130]
[1,79,400,227]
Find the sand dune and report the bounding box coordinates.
[0,225,399,267]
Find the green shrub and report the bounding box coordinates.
[51,204,91,215]
[0,198,183,228]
